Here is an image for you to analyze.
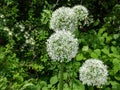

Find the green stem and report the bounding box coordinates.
[89,86,94,90]
[71,61,74,90]
[59,62,63,90]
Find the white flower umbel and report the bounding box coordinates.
[73,5,88,21]
[79,59,108,86]
[46,30,78,62]
[50,7,78,33]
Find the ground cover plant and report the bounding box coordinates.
[0,0,120,90]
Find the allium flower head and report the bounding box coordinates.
[46,30,78,62]
[73,5,88,21]
[50,7,78,33]
[79,59,108,86]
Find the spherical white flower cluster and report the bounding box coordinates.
[73,5,88,21]
[50,7,78,33]
[79,59,108,86]
[46,30,78,62]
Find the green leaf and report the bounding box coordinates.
[112,64,120,74]
[101,47,109,55]
[113,34,119,39]
[110,81,120,90]
[94,49,101,56]
[19,83,34,90]
[91,49,101,58]
[104,87,111,90]
[91,52,98,58]
[50,75,58,85]
[39,81,47,87]
[64,83,70,90]
[115,76,120,81]
[73,79,85,90]
[82,46,89,51]
[42,87,48,90]
[98,27,106,36]
[63,73,68,80]
[111,46,118,54]
[102,32,108,38]
[93,19,100,26]
[106,35,112,43]
[76,54,84,61]
[112,58,120,65]
[0,77,7,90]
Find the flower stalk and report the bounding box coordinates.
[59,62,64,90]
[89,86,94,90]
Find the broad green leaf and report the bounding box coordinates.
[63,73,68,80]
[64,83,70,90]
[106,35,112,43]
[95,49,101,55]
[82,46,89,52]
[47,84,52,88]
[102,32,108,38]
[113,34,119,39]
[76,54,84,61]
[112,64,120,74]
[111,46,118,54]
[19,83,34,90]
[0,77,7,90]
[110,81,120,90]
[39,81,47,87]
[93,19,100,26]
[91,52,98,58]
[73,79,85,90]
[112,59,120,65]
[101,47,109,55]
[115,76,120,81]
[98,27,106,36]
[50,75,58,85]
[42,87,48,90]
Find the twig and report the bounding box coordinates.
[52,0,60,10]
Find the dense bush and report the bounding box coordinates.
[0,0,120,90]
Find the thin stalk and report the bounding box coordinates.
[71,61,74,90]
[59,62,64,90]
[89,86,94,90]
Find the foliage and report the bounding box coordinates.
[0,0,120,90]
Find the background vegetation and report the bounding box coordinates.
[0,0,120,90]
